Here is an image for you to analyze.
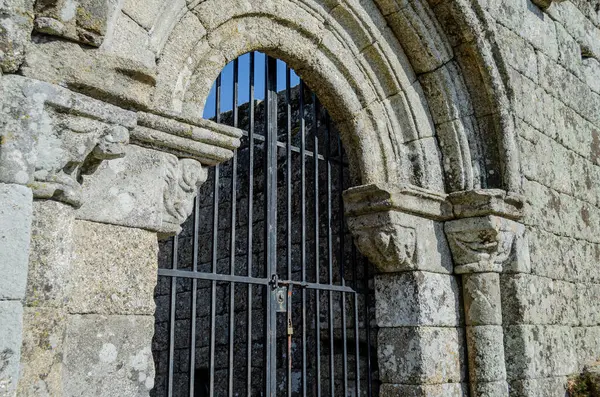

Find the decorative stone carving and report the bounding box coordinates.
[0,75,136,207]
[33,0,109,46]
[75,112,241,235]
[161,157,208,235]
[353,219,417,272]
[445,215,528,274]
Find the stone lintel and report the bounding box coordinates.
[133,111,243,165]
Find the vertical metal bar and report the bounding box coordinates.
[228,58,239,396]
[364,255,373,397]
[167,236,178,397]
[299,81,308,397]
[352,243,361,395]
[264,55,278,397]
[313,93,321,397]
[189,194,200,397]
[338,134,349,396]
[325,113,335,397]
[209,73,222,397]
[246,52,255,397]
[285,65,293,397]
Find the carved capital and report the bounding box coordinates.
[161,158,208,235]
[0,75,136,207]
[445,216,529,274]
[347,211,417,273]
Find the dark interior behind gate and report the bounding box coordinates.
[151,52,379,397]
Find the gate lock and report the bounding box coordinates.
[270,274,295,336]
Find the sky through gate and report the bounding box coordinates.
[203,52,302,118]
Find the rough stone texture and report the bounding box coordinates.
[0,183,32,300]
[25,200,74,308]
[0,75,135,207]
[375,271,462,327]
[463,273,503,326]
[0,301,23,397]
[0,0,34,73]
[347,210,453,274]
[76,145,206,236]
[69,220,158,316]
[17,307,66,396]
[380,383,468,396]
[63,314,155,396]
[378,326,465,385]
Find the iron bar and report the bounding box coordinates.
[228,57,239,396]
[325,113,335,397]
[246,51,255,397]
[299,80,308,397]
[208,72,221,397]
[313,92,321,397]
[189,194,200,397]
[167,235,178,397]
[286,65,293,397]
[338,134,349,396]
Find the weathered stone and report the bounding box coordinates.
[68,220,158,315]
[0,75,136,207]
[63,314,155,396]
[0,301,23,397]
[508,376,569,397]
[76,145,206,235]
[378,326,465,385]
[463,273,502,326]
[466,326,507,383]
[500,274,578,326]
[504,325,577,380]
[347,208,453,274]
[17,307,66,396]
[375,271,462,327]
[0,183,32,300]
[445,215,529,274]
[0,0,34,73]
[25,200,74,308]
[379,383,467,397]
[33,0,110,46]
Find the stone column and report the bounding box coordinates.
[345,184,468,396]
[445,190,527,397]
[0,75,242,395]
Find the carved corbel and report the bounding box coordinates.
[0,75,136,207]
[74,111,242,236]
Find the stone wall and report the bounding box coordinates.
[478,1,600,395]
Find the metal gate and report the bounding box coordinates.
[152,52,378,397]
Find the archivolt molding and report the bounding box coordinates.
[8,0,522,196]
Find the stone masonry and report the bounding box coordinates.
[0,0,598,396]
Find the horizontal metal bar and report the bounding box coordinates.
[158,269,357,293]
[158,269,270,286]
[240,130,348,165]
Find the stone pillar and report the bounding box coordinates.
[345,184,468,396]
[0,74,242,394]
[445,190,527,397]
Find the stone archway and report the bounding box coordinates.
[0,1,530,396]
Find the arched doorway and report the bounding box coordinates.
[151,53,378,396]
